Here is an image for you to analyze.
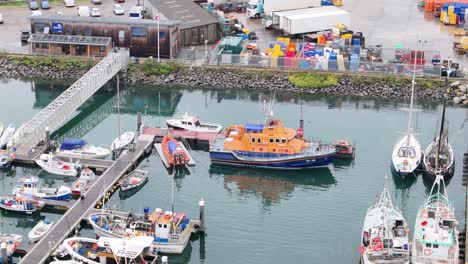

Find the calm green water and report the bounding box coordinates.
[0,78,467,264]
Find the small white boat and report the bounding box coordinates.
[111,132,135,152]
[28,219,54,243]
[0,150,15,169]
[55,138,111,159]
[0,196,45,214]
[392,134,422,175]
[71,168,96,196]
[12,176,71,200]
[119,169,148,192]
[35,154,79,176]
[63,236,155,264]
[166,112,223,133]
[0,123,14,149]
[0,234,22,263]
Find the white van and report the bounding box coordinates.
[77,6,90,16]
[129,6,144,19]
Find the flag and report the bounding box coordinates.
[153,16,159,22]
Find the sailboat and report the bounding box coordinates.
[360,184,410,263]
[412,174,459,263]
[391,50,422,176]
[422,73,455,179]
[110,75,135,152]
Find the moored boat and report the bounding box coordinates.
[55,138,110,159]
[35,154,79,176]
[360,185,410,263]
[392,133,422,176]
[0,234,22,263]
[155,132,195,168]
[412,174,459,263]
[0,150,15,169]
[166,112,223,133]
[71,167,96,197]
[0,123,14,149]
[334,139,355,159]
[12,176,71,201]
[63,236,155,264]
[0,196,45,214]
[28,219,54,243]
[111,132,135,152]
[119,169,148,192]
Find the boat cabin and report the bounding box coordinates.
[149,209,189,242]
[179,114,202,127]
[398,147,416,158]
[15,177,39,191]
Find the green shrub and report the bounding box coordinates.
[10,55,93,70]
[140,60,181,76]
[288,72,338,88]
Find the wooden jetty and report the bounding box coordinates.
[143,127,223,145]
[19,134,155,264]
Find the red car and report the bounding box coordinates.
[115,0,124,3]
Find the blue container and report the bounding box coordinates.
[442,4,449,12]
[352,39,361,46]
[316,50,324,56]
[168,141,177,153]
[329,53,337,61]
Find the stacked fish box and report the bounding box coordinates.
[264,38,301,68]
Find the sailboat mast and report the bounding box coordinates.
[435,73,449,170]
[117,75,122,141]
[407,39,419,143]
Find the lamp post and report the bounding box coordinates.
[204,39,208,60]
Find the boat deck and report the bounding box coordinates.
[19,134,155,264]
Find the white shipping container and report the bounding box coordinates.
[264,0,321,13]
[274,6,337,30]
[282,7,351,35]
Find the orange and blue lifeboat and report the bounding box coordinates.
[209,120,336,169]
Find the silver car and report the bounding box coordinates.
[113,4,124,15]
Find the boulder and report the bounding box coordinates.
[453,97,462,104]
[450,81,461,87]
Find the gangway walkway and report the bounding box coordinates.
[12,50,129,157]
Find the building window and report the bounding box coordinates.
[66,26,72,35]
[34,22,49,33]
[159,32,166,38]
[99,46,106,52]
[131,27,147,37]
[75,45,86,55]
[34,43,49,49]
[85,28,91,36]
[76,27,82,35]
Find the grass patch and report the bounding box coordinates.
[10,55,94,70]
[288,72,338,88]
[0,1,27,7]
[139,59,182,76]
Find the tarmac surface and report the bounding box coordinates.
[0,0,466,67]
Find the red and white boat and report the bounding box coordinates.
[154,132,195,168]
[71,168,96,196]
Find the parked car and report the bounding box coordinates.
[0,14,3,24]
[30,0,39,10]
[64,0,75,7]
[77,5,90,16]
[113,4,124,15]
[31,10,42,17]
[91,0,102,4]
[20,30,31,42]
[129,5,143,19]
[41,0,50,9]
[90,7,100,16]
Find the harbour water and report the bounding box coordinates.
[0,78,467,263]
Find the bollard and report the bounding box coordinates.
[299,119,304,130]
[45,127,51,150]
[137,111,142,131]
[1,242,8,264]
[199,199,206,232]
[161,256,168,264]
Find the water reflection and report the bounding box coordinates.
[421,172,453,195]
[391,169,419,190]
[209,165,336,207]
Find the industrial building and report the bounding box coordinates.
[30,15,181,58]
[144,0,219,46]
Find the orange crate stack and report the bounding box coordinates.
[425,0,434,11]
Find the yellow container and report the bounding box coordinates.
[283,38,290,45]
[440,11,446,22]
[449,13,457,24]
[448,5,454,14]
[461,36,468,50]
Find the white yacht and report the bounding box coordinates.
[166,112,222,133]
[35,154,79,176]
[55,138,110,159]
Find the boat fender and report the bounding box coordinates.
[424,248,431,256]
[405,228,410,235]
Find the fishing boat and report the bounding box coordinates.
[166,112,223,133]
[0,196,45,214]
[71,168,96,197]
[55,138,111,159]
[334,139,355,159]
[119,169,149,192]
[360,185,410,263]
[155,132,195,168]
[0,234,22,264]
[63,236,155,264]
[35,153,79,176]
[422,75,455,179]
[0,150,15,169]
[412,174,459,263]
[0,123,14,149]
[12,176,71,201]
[391,56,422,176]
[28,219,54,243]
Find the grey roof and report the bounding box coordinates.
[146,0,218,29]
[30,15,180,27]
[28,33,112,46]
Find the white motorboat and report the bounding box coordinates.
[12,176,71,200]
[166,112,223,133]
[71,168,96,196]
[28,219,54,243]
[0,123,14,149]
[35,154,79,176]
[119,169,148,192]
[110,132,135,152]
[360,185,410,263]
[55,138,111,159]
[0,234,22,263]
[412,174,459,263]
[63,236,155,264]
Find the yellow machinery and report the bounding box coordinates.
[333,0,343,6]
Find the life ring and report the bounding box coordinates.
[424,248,432,256]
